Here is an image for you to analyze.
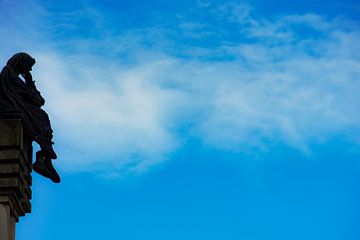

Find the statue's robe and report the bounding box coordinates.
[0,66,54,149]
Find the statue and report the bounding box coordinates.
[0,52,60,183]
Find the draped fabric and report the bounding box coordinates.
[0,53,55,158]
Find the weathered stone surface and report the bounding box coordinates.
[0,118,32,222]
[0,164,21,174]
[0,203,16,240]
[0,149,22,161]
[0,120,22,147]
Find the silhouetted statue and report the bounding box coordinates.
[0,52,60,183]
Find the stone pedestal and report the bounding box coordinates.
[0,117,32,240]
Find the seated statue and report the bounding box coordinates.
[0,52,60,183]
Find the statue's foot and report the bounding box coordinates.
[36,138,57,159]
[44,157,61,183]
[42,145,57,160]
[33,151,61,183]
[45,147,57,160]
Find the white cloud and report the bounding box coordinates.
[1,0,360,176]
[32,53,185,174]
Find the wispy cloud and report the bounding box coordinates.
[1,0,359,176]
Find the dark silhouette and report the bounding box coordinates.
[0,52,60,183]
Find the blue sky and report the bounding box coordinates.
[1,0,360,239]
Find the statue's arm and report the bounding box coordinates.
[22,72,45,107]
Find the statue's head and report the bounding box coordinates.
[6,52,36,74]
